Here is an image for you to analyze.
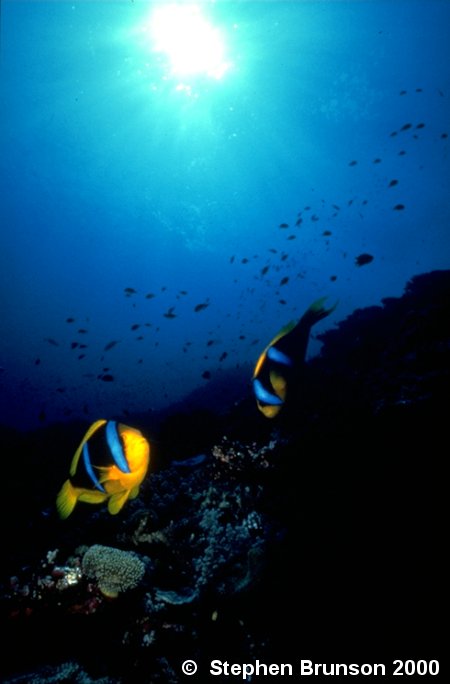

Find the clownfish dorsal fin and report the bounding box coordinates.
[70,419,107,477]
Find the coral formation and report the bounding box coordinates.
[2,661,115,684]
[82,545,145,598]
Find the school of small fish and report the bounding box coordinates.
[16,85,448,423]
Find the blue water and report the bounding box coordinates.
[1,0,449,430]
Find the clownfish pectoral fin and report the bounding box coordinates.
[253,378,284,406]
[56,479,78,520]
[128,485,140,500]
[107,489,130,515]
[77,490,109,505]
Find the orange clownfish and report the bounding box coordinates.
[56,419,150,519]
[252,297,337,418]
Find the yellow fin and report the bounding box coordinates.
[56,480,78,520]
[258,402,283,419]
[103,477,125,493]
[77,490,109,505]
[107,489,130,515]
[70,419,107,477]
[128,485,140,500]
[269,370,287,398]
[303,296,338,324]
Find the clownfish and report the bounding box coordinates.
[56,419,150,519]
[252,297,337,418]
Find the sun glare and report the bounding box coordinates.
[149,4,230,81]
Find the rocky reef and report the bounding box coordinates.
[1,270,447,683]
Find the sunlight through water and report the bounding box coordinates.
[148,3,230,82]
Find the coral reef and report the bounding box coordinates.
[1,270,447,683]
[82,545,146,598]
[3,662,115,684]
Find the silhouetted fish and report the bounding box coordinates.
[355,253,374,267]
[104,340,120,351]
[194,302,209,312]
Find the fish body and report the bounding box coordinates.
[355,253,374,267]
[104,340,120,351]
[194,301,209,312]
[56,420,150,519]
[252,297,337,418]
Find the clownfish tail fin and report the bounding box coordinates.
[56,479,78,519]
[302,296,338,328]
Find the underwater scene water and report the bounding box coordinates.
[1,0,449,429]
[1,1,448,682]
